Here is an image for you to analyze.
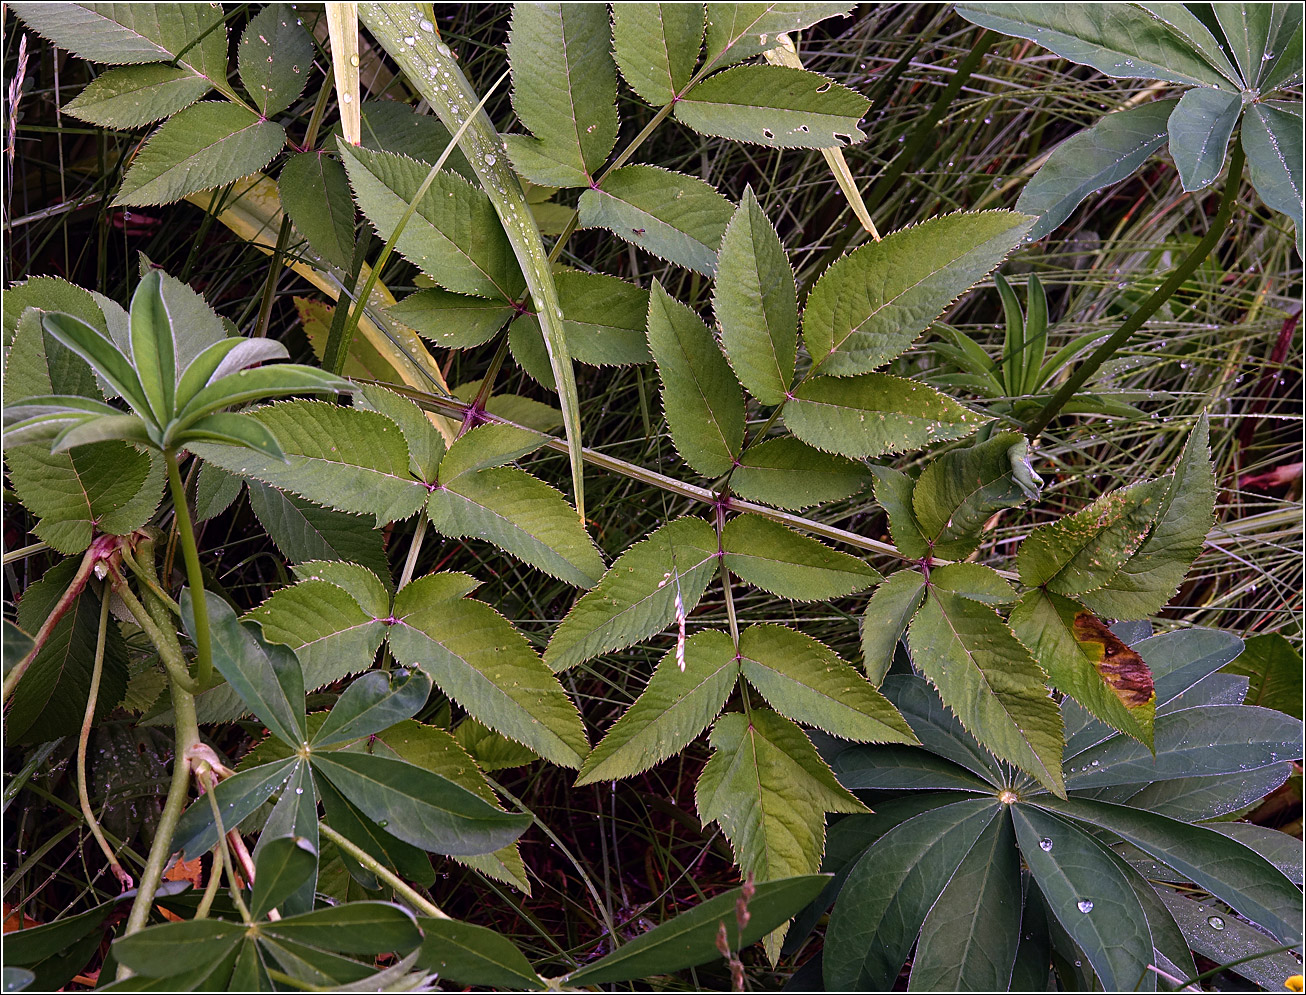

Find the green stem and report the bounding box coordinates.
[317,821,450,919]
[252,215,294,339]
[113,573,199,694]
[194,843,225,920]
[1024,143,1244,440]
[398,507,429,590]
[165,448,211,687]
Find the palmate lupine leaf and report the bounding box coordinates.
[1167,86,1242,192]
[416,919,543,989]
[611,2,705,106]
[1241,101,1304,257]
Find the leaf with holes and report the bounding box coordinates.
[238,3,314,117]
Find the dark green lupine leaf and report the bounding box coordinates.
[1167,86,1242,192]
[831,743,992,793]
[39,311,148,415]
[713,187,797,405]
[237,4,314,117]
[312,669,431,748]
[723,514,879,601]
[612,2,705,105]
[1213,4,1276,87]
[255,762,318,916]
[568,875,829,985]
[416,919,543,990]
[250,835,318,920]
[823,798,1000,990]
[576,630,737,785]
[1260,16,1304,92]
[115,103,286,207]
[647,281,744,476]
[578,165,735,275]
[1158,888,1305,992]
[860,571,926,686]
[279,152,357,271]
[1199,822,1303,888]
[64,64,211,129]
[804,212,1034,377]
[731,437,868,510]
[503,3,618,187]
[1008,804,1155,993]
[110,920,244,980]
[545,517,719,672]
[1242,100,1304,257]
[259,901,422,956]
[882,675,1005,785]
[702,3,854,72]
[317,776,436,887]
[173,758,299,859]
[1136,3,1243,85]
[386,288,515,350]
[1016,99,1176,242]
[675,65,868,149]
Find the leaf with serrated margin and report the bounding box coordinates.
[804,212,1034,377]
[786,373,988,459]
[196,463,242,520]
[909,588,1065,795]
[115,103,286,207]
[612,3,705,106]
[1007,804,1154,993]
[503,3,618,187]
[703,3,854,73]
[731,437,868,510]
[340,144,525,300]
[428,466,603,588]
[291,560,392,614]
[438,423,549,478]
[386,289,516,350]
[1016,99,1176,242]
[455,716,539,772]
[64,64,211,129]
[247,482,392,581]
[723,514,879,601]
[238,4,314,117]
[739,624,915,743]
[191,400,427,525]
[386,573,589,768]
[823,797,1000,990]
[713,187,796,405]
[1241,101,1303,258]
[912,430,1042,559]
[578,165,735,275]
[867,465,927,559]
[545,517,720,672]
[280,152,357,271]
[1081,416,1214,619]
[697,709,866,956]
[576,630,738,785]
[354,382,446,484]
[883,675,1006,785]
[861,571,926,686]
[930,562,1016,605]
[954,4,1236,87]
[676,65,868,149]
[647,281,744,476]
[552,271,652,367]
[1167,87,1242,193]
[1011,589,1153,748]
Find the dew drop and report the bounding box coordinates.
[1207,915,1225,930]
[1039,837,1053,852]
[1077,900,1094,914]
[349,54,360,67]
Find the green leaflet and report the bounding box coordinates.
[3,275,113,351]
[1159,888,1303,992]
[713,187,797,406]
[1080,415,1214,619]
[675,65,868,149]
[786,372,988,459]
[280,152,357,271]
[354,382,446,483]
[503,3,618,187]
[722,513,879,601]
[416,919,543,989]
[114,102,286,207]
[64,64,211,128]
[545,517,720,672]
[1212,4,1275,87]
[438,422,548,478]
[387,288,516,349]
[247,483,392,581]
[869,464,928,560]
[1241,101,1303,258]
[387,573,590,768]
[702,3,855,72]
[803,212,1033,377]
[912,430,1043,559]
[730,437,869,510]
[237,4,313,117]
[696,708,866,957]
[1015,99,1176,242]
[1167,86,1242,192]
[860,570,926,686]
[647,281,744,477]
[611,3,705,106]
[578,165,735,275]
[196,462,242,520]
[455,716,539,772]
[339,144,525,301]
[1010,589,1154,747]
[908,588,1065,795]
[190,400,427,525]
[575,630,738,785]
[738,624,916,743]
[1223,633,1303,719]
[510,271,652,374]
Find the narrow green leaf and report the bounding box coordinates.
[1200,822,1303,887]
[831,744,992,792]
[1167,86,1242,192]
[386,288,515,349]
[1213,4,1275,87]
[713,187,797,405]
[317,776,436,887]
[111,920,245,979]
[1135,4,1244,86]
[676,65,868,148]
[247,482,392,581]
[786,373,988,459]
[115,103,286,208]
[612,3,705,105]
[64,64,210,129]
[416,919,543,990]
[237,4,314,117]
[179,411,287,458]
[647,281,745,476]
[387,573,590,768]
[545,517,720,672]
[804,212,1033,377]
[702,3,854,72]
[860,571,926,685]
[576,630,738,785]
[578,165,735,275]
[1158,888,1304,992]
[259,901,422,955]
[1241,101,1303,257]
[739,624,915,743]
[250,836,318,921]
[173,758,299,859]
[882,675,1006,785]
[1223,632,1303,719]
[908,589,1065,795]
[1008,804,1155,993]
[1260,18,1304,92]
[1016,99,1176,242]
[455,717,539,773]
[313,669,431,748]
[731,437,868,510]
[722,514,879,600]
[255,763,318,916]
[39,312,149,416]
[279,152,357,271]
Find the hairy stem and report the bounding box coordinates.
[317,821,451,920]
[165,449,211,687]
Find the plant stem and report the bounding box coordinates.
[317,821,451,920]
[252,215,293,339]
[3,541,100,702]
[194,843,225,920]
[398,507,429,590]
[165,448,211,687]
[1025,143,1244,439]
[113,578,200,693]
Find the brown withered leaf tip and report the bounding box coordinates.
[1072,611,1155,708]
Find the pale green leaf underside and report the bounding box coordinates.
[1167,86,1241,192]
